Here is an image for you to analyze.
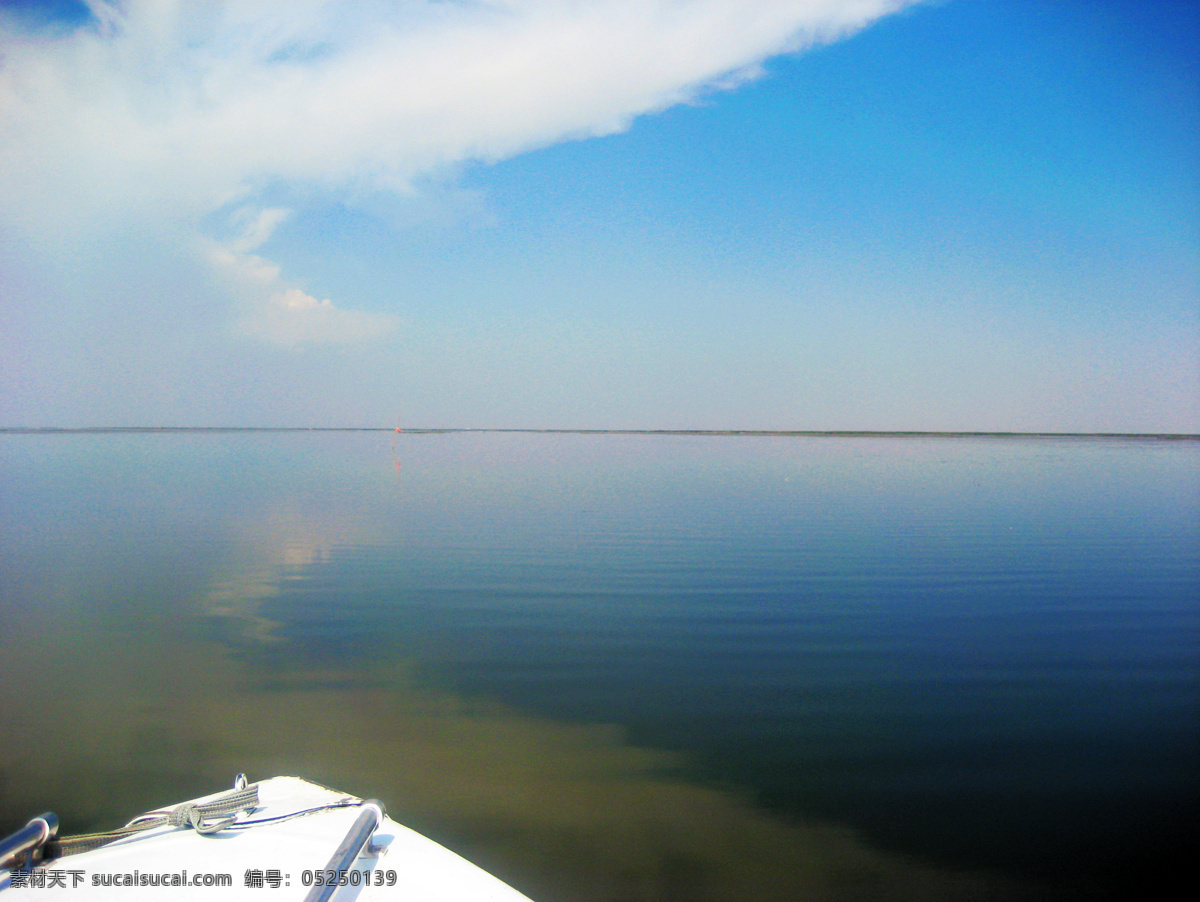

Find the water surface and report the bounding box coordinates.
[1,432,1196,900]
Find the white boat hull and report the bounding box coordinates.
[1,776,533,901]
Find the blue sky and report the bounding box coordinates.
[1,0,1196,430]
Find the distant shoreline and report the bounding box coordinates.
[2,427,1197,440]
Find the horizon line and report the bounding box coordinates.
[2,426,1197,440]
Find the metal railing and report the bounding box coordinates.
[0,813,59,871]
[302,801,385,902]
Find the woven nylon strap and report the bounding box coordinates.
[43,784,259,859]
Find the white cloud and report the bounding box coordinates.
[0,0,917,344]
[243,285,402,349]
[228,206,293,254]
[206,224,402,348]
[2,0,917,217]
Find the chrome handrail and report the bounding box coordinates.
[0,813,59,871]
[302,801,385,902]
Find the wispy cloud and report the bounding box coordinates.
[2,0,918,216]
[0,0,916,344]
[205,206,402,347]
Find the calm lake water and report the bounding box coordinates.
[1,431,1197,900]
